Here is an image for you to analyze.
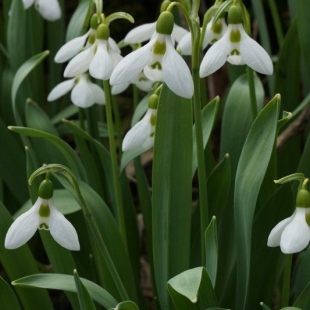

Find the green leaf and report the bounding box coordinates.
[73,270,96,310]
[110,301,140,310]
[120,146,151,172]
[205,217,218,287]
[167,267,218,310]
[152,84,192,309]
[51,105,79,125]
[293,281,310,309]
[260,303,272,310]
[234,95,280,310]
[0,277,22,310]
[12,274,118,309]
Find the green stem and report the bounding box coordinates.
[78,108,85,130]
[281,254,292,307]
[103,80,127,246]
[112,95,123,158]
[133,85,139,110]
[267,0,284,46]
[192,21,208,265]
[247,66,257,121]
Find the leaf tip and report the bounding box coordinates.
[224,153,229,159]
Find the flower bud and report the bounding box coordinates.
[156,11,174,35]
[148,94,159,109]
[228,5,243,25]
[38,179,54,199]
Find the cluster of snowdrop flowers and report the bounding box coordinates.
[5,177,80,251]
[21,0,61,21]
[122,93,158,152]
[177,16,228,56]
[199,4,273,77]
[268,179,310,254]
[110,11,194,99]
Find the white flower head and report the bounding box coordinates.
[22,0,61,21]
[5,179,80,251]
[110,11,194,99]
[48,73,105,108]
[178,17,228,56]
[123,94,158,151]
[199,5,273,77]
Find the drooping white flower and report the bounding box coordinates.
[178,17,228,56]
[123,94,158,151]
[5,180,80,251]
[64,24,122,80]
[22,0,61,21]
[47,74,105,108]
[199,5,273,77]
[110,11,194,99]
[267,207,310,254]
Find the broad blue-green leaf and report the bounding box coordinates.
[152,84,192,309]
[120,146,151,172]
[12,274,118,309]
[0,277,22,310]
[293,282,310,309]
[234,95,280,310]
[167,267,218,310]
[51,105,79,125]
[74,270,96,310]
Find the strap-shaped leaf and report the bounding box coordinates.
[0,277,22,310]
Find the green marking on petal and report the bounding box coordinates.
[150,114,157,126]
[230,48,240,56]
[153,40,166,55]
[211,38,218,44]
[213,22,223,35]
[230,29,241,43]
[139,77,147,81]
[39,223,49,229]
[151,61,162,70]
[306,213,310,226]
[39,204,51,218]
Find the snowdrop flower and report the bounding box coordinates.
[124,0,187,45]
[54,15,99,63]
[5,178,80,251]
[64,24,122,80]
[48,73,105,108]
[199,5,273,77]
[22,0,61,21]
[110,11,194,99]
[268,185,310,254]
[123,94,158,151]
[178,17,228,56]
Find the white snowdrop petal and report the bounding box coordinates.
[134,73,153,92]
[239,26,273,75]
[111,82,130,95]
[47,79,75,101]
[110,39,155,85]
[88,82,106,105]
[89,40,113,80]
[54,30,90,63]
[199,30,230,77]
[108,37,121,54]
[22,0,35,9]
[163,38,194,99]
[124,22,156,44]
[172,24,189,43]
[64,44,95,78]
[122,110,153,151]
[35,0,61,21]
[280,208,310,254]
[144,64,163,82]
[49,202,80,251]
[71,78,94,108]
[267,214,295,247]
[5,199,41,249]
[177,32,192,56]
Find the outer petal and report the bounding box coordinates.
[267,213,295,247]
[49,201,80,251]
[162,37,194,99]
[5,198,41,249]
[47,79,75,101]
[122,109,153,151]
[89,40,113,80]
[35,0,61,21]
[111,82,130,95]
[88,82,106,105]
[108,38,121,54]
[239,25,273,75]
[124,22,156,44]
[280,208,310,254]
[199,29,231,77]
[133,72,153,92]
[172,24,189,43]
[71,76,94,108]
[22,0,35,9]
[64,44,95,78]
[177,32,192,56]
[54,30,90,63]
[110,38,155,85]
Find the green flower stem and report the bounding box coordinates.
[112,95,123,158]
[103,80,127,246]
[133,84,139,110]
[267,0,284,46]
[78,108,85,130]
[192,20,208,265]
[247,66,258,120]
[281,254,292,307]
